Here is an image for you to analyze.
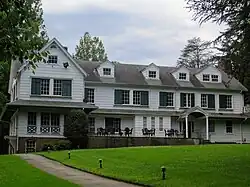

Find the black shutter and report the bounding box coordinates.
[62,80,72,96]
[219,95,226,108]
[208,94,215,108]
[31,78,41,95]
[180,93,185,107]
[114,90,123,104]
[84,88,88,102]
[141,91,149,105]
[159,92,167,106]
[191,93,195,107]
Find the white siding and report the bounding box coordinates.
[89,85,244,114]
[142,64,160,80]
[172,66,190,81]
[97,62,115,78]
[19,47,84,102]
[196,66,222,83]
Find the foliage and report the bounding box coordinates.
[177,37,214,68]
[41,140,72,151]
[0,155,77,187]
[185,0,250,102]
[74,32,108,61]
[41,145,250,187]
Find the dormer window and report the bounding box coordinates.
[48,55,58,63]
[203,74,210,81]
[179,73,187,80]
[103,68,111,76]
[211,75,219,82]
[149,71,156,78]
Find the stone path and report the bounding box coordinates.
[18,154,140,187]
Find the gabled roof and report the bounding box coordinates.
[170,65,189,74]
[194,64,219,75]
[140,62,159,72]
[40,38,87,76]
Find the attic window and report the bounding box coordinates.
[211,75,219,82]
[203,74,210,81]
[103,68,111,76]
[48,55,58,63]
[50,44,57,49]
[179,73,187,80]
[149,71,156,78]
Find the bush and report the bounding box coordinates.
[41,140,72,151]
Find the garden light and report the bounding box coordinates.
[68,151,71,159]
[48,146,50,153]
[161,166,166,180]
[99,159,103,168]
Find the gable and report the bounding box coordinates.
[141,63,160,79]
[195,65,222,83]
[96,61,115,78]
[172,66,190,81]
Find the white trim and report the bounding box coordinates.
[21,135,65,138]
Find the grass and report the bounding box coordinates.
[41,145,250,187]
[0,155,78,187]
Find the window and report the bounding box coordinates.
[226,120,233,133]
[149,71,156,78]
[159,92,174,107]
[211,75,219,82]
[133,91,149,105]
[201,94,208,108]
[143,117,147,129]
[25,140,36,153]
[219,95,232,109]
[105,118,121,132]
[179,73,187,80]
[180,93,195,108]
[203,74,210,81]
[114,90,130,104]
[88,117,95,134]
[48,55,58,63]
[159,117,163,131]
[85,88,95,103]
[209,120,215,133]
[103,68,111,75]
[151,117,155,129]
[40,113,60,134]
[53,80,62,95]
[27,112,37,134]
[41,79,50,95]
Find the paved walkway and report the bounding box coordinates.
[18,154,140,187]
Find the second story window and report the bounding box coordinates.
[48,55,58,63]
[149,71,156,78]
[211,75,219,82]
[201,94,215,109]
[53,79,72,97]
[159,92,174,107]
[31,78,50,95]
[85,88,95,103]
[103,68,111,75]
[114,89,130,104]
[219,95,232,109]
[179,73,187,80]
[180,93,195,108]
[203,74,210,81]
[133,90,149,106]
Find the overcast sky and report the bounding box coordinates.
[42,0,224,66]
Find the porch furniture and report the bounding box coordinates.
[96,128,108,136]
[149,128,155,136]
[164,129,174,137]
[124,127,133,137]
[142,128,150,135]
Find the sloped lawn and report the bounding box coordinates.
[0,155,77,187]
[41,145,250,187]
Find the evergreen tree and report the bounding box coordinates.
[75,32,108,61]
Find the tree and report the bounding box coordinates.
[64,109,89,149]
[177,37,214,68]
[74,32,108,61]
[185,0,250,102]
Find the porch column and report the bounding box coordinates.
[205,115,209,140]
[185,115,188,138]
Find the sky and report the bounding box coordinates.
[42,0,224,66]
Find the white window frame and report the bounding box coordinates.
[143,117,147,129]
[151,117,155,129]
[40,79,50,95]
[86,88,95,103]
[209,120,215,133]
[226,95,232,109]
[203,74,210,81]
[201,94,208,108]
[25,140,36,153]
[211,75,219,82]
[166,92,174,107]
[179,73,187,80]
[182,93,193,108]
[103,68,111,76]
[48,55,58,63]
[159,117,163,131]
[53,79,62,95]
[148,71,157,78]
[225,121,233,134]
[122,90,130,104]
[133,91,141,105]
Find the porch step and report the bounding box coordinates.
[203,140,212,144]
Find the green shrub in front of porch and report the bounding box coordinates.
[41,145,250,187]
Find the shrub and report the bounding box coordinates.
[41,140,72,151]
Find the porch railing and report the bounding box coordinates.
[40,125,60,135]
[27,125,37,134]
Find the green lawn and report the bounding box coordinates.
[0,155,77,187]
[41,145,250,187]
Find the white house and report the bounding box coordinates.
[1,38,250,153]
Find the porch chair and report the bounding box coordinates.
[125,127,133,137]
[150,128,156,136]
[142,128,149,136]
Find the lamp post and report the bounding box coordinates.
[161,166,166,180]
[68,151,71,159]
[99,159,103,168]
